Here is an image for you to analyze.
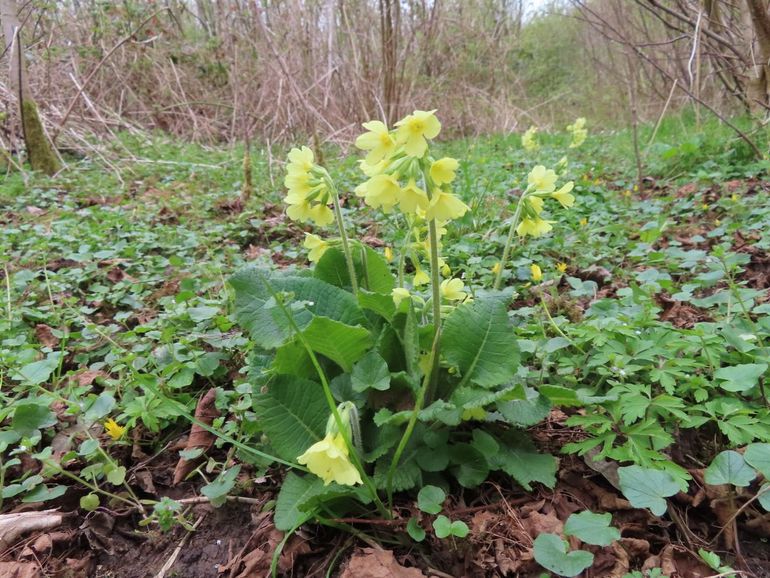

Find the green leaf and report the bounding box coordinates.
[617,466,679,516]
[253,375,328,462]
[745,444,770,478]
[14,357,59,385]
[274,472,324,530]
[315,245,395,294]
[12,403,57,437]
[441,297,520,388]
[704,450,756,487]
[200,465,241,507]
[407,517,426,542]
[493,433,557,490]
[187,305,220,322]
[449,443,489,488]
[496,388,550,427]
[540,385,582,407]
[84,392,116,423]
[533,534,594,577]
[106,466,127,486]
[758,484,770,512]
[714,363,768,393]
[351,351,391,392]
[22,484,68,503]
[564,511,621,546]
[80,493,100,511]
[230,268,365,349]
[302,317,372,372]
[432,515,452,539]
[417,485,446,515]
[358,289,396,321]
[450,520,469,538]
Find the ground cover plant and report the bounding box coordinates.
[2,111,770,577]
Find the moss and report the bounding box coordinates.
[21,99,60,176]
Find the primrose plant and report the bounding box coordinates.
[229,110,576,532]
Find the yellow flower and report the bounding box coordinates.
[394,110,441,158]
[360,174,401,211]
[384,247,394,263]
[392,287,410,307]
[303,233,329,263]
[701,203,710,210]
[633,184,639,192]
[579,217,588,226]
[551,182,575,209]
[430,157,459,185]
[555,156,568,172]
[516,217,554,238]
[527,165,557,193]
[287,200,334,226]
[491,262,501,275]
[358,158,388,178]
[104,418,126,441]
[286,146,314,175]
[530,263,542,282]
[441,278,467,301]
[522,126,539,152]
[398,179,429,214]
[526,195,544,215]
[623,190,631,198]
[567,117,587,148]
[297,433,362,487]
[462,407,486,421]
[715,219,721,226]
[556,262,567,273]
[731,193,739,202]
[413,269,430,286]
[284,171,312,196]
[355,120,396,165]
[425,191,469,222]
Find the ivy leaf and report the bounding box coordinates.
[564,511,620,546]
[617,466,680,516]
[441,297,520,388]
[417,485,446,515]
[533,533,594,577]
[351,351,391,392]
[704,450,756,487]
[714,363,768,393]
[253,375,328,462]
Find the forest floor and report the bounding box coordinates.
[2,117,770,577]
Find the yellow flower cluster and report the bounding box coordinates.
[354,111,469,223]
[516,165,575,238]
[522,126,539,152]
[567,117,587,148]
[104,418,126,441]
[283,146,334,226]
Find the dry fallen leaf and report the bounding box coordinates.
[172,388,220,486]
[0,510,65,552]
[340,548,425,578]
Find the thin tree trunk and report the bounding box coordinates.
[0,0,60,175]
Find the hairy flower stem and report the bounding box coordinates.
[494,191,528,290]
[327,179,358,296]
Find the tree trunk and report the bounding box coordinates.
[745,0,770,115]
[0,0,60,175]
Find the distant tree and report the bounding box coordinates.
[0,0,60,175]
